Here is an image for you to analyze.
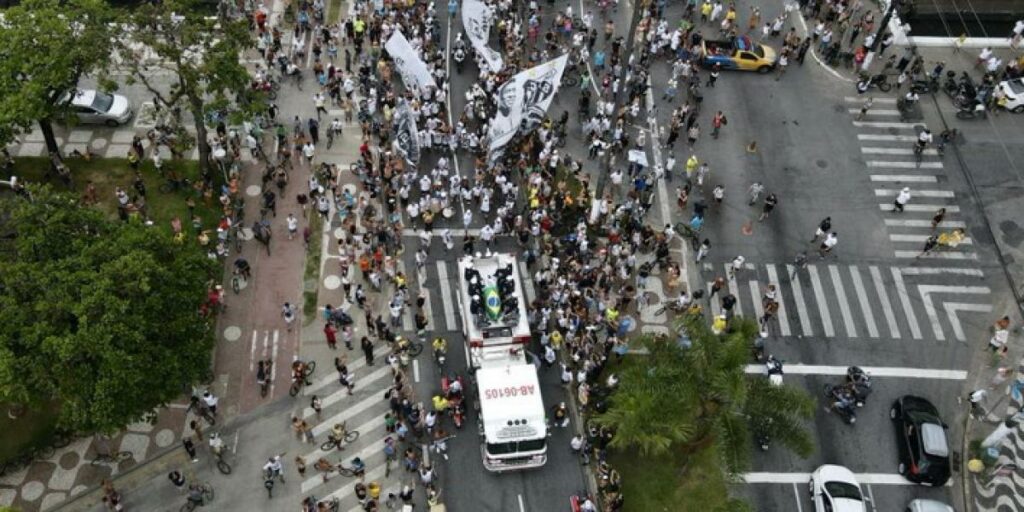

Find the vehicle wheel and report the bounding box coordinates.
[217,460,232,474]
[898,462,906,475]
[320,439,337,451]
[409,343,424,357]
[289,381,301,397]
[344,430,360,442]
[879,82,892,92]
[1012,105,1024,113]
[105,119,120,128]
[336,467,355,478]
[304,361,317,376]
[757,66,771,74]
[889,406,898,420]
[807,479,814,497]
[267,90,277,101]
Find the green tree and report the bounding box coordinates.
[0,187,217,433]
[595,315,814,474]
[119,0,262,173]
[0,0,115,154]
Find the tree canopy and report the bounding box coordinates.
[595,315,815,475]
[0,187,217,433]
[119,0,262,171]
[0,0,115,152]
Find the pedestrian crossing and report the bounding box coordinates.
[844,96,977,261]
[701,261,992,342]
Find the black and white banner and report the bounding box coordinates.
[462,0,503,73]
[384,30,436,96]
[487,54,568,160]
[392,100,420,165]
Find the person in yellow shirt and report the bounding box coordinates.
[700,1,713,22]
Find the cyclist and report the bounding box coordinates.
[349,456,366,478]
[431,337,446,359]
[209,432,224,458]
[915,128,933,152]
[328,422,347,447]
[187,483,206,505]
[256,359,270,392]
[233,257,251,280]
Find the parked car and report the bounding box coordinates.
[60,89,134,127]
[906,498,955,512]
[997,78,1024,113]
[890,395,952,486]
[809,464,868,512]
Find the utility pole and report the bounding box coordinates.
[594,0,647,198]
[860,0,898,71]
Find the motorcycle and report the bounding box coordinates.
[856,73,891,93]
[845,366,873,407]
[570,492,597,512]
[956,100,987,120]
[441,372,466,429]
[433,344,447,367]
[909,77,938,94]
[765,355,784,387]
[823,384,857,424]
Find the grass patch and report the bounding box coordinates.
[9,156,220,235]
[607,446,737,512]
[0,402,61,464]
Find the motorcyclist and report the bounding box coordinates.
[233,257,251,279]
[915,129,933,151]
[446,376,463,400]
[432,394,449,413]
[432,337,447,358]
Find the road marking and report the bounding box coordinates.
[745,472,951,485]
[271,330,279,396]
[885,219,966,228]
[892,268,922,339]
[871,266,900,338]
[787,266,814,336]
[807,265,834,337]
[792,483,804,512]
[765,264,791,336]
[894,251,978,260]
[250,330,258,371]
[848,108,900,116]
[890,233,973,244]
[413,359,420,383]
[518,261,536,302]
[708,281,722,317]
[848,266,879,338]
[901,267,983,276]
[845,96,897,103]
[862,146,939,155]
[875,189,954,198]
[866,160,945,169]
[304,364,391,421]
[945,302,994,341]
[299,417,389,492]
[852,121,920,129]
[518,494,526,512]
[919,285,991,341]
[749,280,765,325]
[305,356,368,395]
[306,431,390,495]
[870,174,937,182]
[437,261,457,330]
[865,484,876,507]
[828,265,857,338]
[878,204,960,212]
[725,263,744,317]
[858,133,918,142]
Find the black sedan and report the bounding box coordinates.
[890,395,951,486]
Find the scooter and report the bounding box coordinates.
[956,101,987,120]
[856,73,891,93]
[845,366,873,407]
[441,373,466,429]
[823,385,858,424]
[433,345,447,367]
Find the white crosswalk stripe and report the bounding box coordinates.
[861,147,939,156]
[844,96,897,104]
[875,189,955,198]
[870,174,937,182]
[807,265,835,337]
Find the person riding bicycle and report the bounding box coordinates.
[233,257,251,279]
[915,129,933,152]
[350,456,366,477]
[329,422,347,446]
[209,432,224,457]
[432,337,447,358]
[187,483,205,505]
[291,359,309,385]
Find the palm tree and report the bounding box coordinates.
[594,313,814,474]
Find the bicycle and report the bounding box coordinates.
[333,461,364,478]
[180,482,215,511]
[673,222,702,251]
[212,448,232,475]
[90,450,133,466]
[186,396,218,426]
[288,361,317,397]
[319,429,360,451]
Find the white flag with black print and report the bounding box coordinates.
[384,29,437,96]
[487,54,569,161]
[462,0,503,73]
[392,100,420,165]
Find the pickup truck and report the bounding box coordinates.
[701,35,777,73]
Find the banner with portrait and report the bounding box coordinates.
[462,0,504,73]
[392,100,420,165]
[486,54,569,160]
[384,30,436,96]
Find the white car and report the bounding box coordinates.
[62,89,134,126]
[997,78,1024,113]
[809,464,869,512]
[906,499,955,512]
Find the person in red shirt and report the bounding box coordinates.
[324,323,338,350]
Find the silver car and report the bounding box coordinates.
[906,499,955,512]
[63,89,134,127]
